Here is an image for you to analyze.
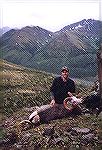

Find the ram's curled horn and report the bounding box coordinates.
[63,97,74,111]
[63,96,82,111]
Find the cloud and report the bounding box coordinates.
[0,0,100,31]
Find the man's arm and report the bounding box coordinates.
[71,80,76,93]
[67,80,76,97]
[50,91,55,106]
[69,80,76,93]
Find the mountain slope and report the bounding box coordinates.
[0,59,93,116]
[0,61,102,150]
[0,59,54,116]
[0,26,53,61]
[0,27,11,36]
[0,19,102,78]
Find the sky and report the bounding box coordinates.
[0,0,101,32]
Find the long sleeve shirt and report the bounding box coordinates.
[50,76,75,104]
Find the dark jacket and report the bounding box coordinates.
[50,76,75,104]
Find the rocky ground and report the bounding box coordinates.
[0,106,102,150]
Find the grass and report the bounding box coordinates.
[0,59,92,118]
[0,59,102,150]
[0,59,54,117]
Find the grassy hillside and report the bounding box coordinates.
[0,59,54,116]
[0,60,102,150]
[0,59,92,117]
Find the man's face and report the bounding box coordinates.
[61,70,69,79]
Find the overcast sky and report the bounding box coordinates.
[0,0,101,32]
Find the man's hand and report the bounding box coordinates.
[50,99,55,106]
[68,92,73,97]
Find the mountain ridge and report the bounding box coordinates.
[0,19,102,78]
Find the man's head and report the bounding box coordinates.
[61,66,69,72]
[61,66,69,80]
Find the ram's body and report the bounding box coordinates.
[29,104,81,124]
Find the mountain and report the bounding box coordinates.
[0,26,53,64]
[0,27,11,36]
[0,19,102,78]
[0,29,2,36]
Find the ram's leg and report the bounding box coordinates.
[17,120,33,132]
